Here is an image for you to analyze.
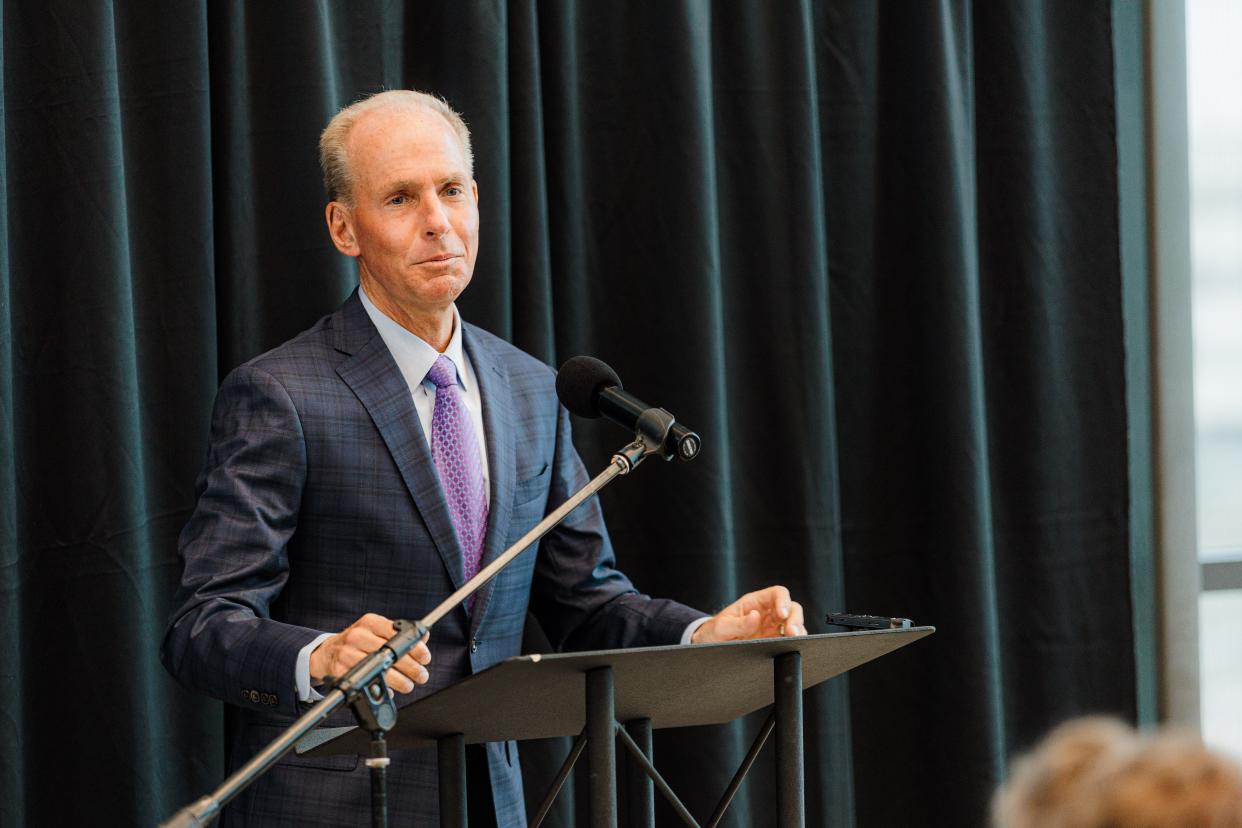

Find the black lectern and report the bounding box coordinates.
[298,626,934,827]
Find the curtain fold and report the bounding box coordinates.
[0,11,19,826]
[0,2,1147,825]
[1,2,223,824]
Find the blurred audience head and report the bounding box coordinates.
[993,716,1139,828]
[993,716,1242,827]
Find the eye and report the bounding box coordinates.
[444,185,464,197]
[388,194,407,206]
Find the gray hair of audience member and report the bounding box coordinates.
[318,89,473,205]
[992,716,1140,828]
[994,716,1242,828]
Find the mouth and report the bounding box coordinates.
[416,253,463,265]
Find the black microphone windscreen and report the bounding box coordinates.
[556,356,622,419]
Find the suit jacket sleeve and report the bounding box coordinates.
[529,403,705,652]
[161,364,326,718]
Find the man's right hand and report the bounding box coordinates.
[308,613,432,693]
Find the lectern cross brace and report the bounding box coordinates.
[516,654,807,828]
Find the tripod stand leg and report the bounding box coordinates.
[367,734,390,828]
[775,652,805,827]
[587,667,618,828]
[437,733,466,828]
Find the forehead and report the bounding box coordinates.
[347,106,469,188]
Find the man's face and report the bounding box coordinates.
[328,106,479,319]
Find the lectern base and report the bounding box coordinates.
[438,654,808,828]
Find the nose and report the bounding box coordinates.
[421,195,450,239]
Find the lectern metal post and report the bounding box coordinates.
[775,652,805,827]
[587,667,618,827]
[437,734,466,828]
[625,719,655,828]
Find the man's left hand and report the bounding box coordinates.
[691,585,806,643]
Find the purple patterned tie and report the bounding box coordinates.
[426,355,488,601]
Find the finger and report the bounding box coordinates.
[385,667,416,694]
[763,585,793,620]
[399,655,434,685]
[738,585,792,620]
[785,601,805,635]
[399,661,431,686]
[358,613,397,637]
[410,642,432,666]
[345,626,391,653]
[395,653,431,684]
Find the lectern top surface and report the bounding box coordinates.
[302,626,933,756]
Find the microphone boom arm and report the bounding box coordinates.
[160,426,675,828]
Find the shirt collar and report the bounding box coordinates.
[357,283,470,392]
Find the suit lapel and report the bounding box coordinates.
[331,292,466,595]
[464,324,516,636]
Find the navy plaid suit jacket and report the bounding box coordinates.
[162,290,703,826]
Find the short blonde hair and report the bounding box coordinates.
[992,717,1139,828]
[1069,731,1242,827]
[318,89,473,205]
[993,717,1242,828]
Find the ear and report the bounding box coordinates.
[325,201,359,257]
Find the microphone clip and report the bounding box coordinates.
[612,407,677,474]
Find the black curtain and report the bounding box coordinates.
[0,2,1150,826]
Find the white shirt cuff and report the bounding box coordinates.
[295,632,335,702]
[680,616,711,646]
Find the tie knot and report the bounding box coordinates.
[426,355,459,389]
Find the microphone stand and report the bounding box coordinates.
[161,408,681,828]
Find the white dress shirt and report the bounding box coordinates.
[358,284,489,501]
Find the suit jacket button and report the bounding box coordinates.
[249,690,259,703]
[470,638,479,654]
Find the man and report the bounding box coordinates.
[162,89,805,827]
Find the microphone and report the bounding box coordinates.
[555,356,701,461]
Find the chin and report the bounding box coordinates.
[415,273,470,305]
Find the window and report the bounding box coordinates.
[1187,0,1242,760]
